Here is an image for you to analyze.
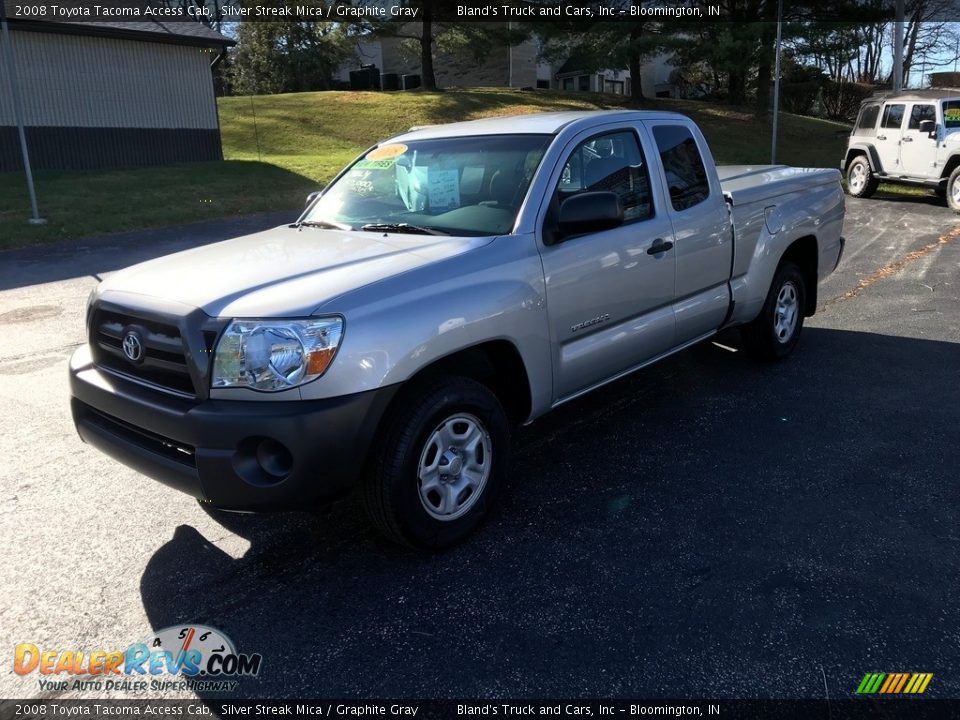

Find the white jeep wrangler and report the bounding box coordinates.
[842,90,960,212]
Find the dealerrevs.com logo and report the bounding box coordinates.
[14,625,262,693]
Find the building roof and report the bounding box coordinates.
[2,0,234,47]
[391,110,688,143]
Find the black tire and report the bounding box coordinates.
[947,167,960,214]
[742,262,807,361]
[361,376,509,549]
[846,156,879,198]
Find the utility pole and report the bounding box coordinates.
[507,20,513,88]
[892,0,905,92]
[770,0,784,164]
[0,2,45,225]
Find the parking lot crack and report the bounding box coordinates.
[827,225,960,305]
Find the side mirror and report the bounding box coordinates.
[918,119,936,137]
[557,191,623,239]
[305,190,322,207]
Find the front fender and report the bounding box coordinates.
[302,236,553,420]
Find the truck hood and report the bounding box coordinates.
[98,224,493,317]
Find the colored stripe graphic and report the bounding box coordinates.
[918,674,933,693]
[857,672,932,694]
[892,673,909,693]
[857,673,886,694]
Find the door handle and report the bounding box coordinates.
[902,136,913,142]
[647,238,674,255]
[877,135,887,140]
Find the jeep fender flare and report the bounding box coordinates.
[941,153,960,181]
[844,144,883,174]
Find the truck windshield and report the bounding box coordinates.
[944,100,960,129]
[303,134,552,237]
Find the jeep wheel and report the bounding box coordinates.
[362,376,509,549]
[947,167,960,214]
[846,157,879,198]
[742,262,806,361]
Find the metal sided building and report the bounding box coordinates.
[0,3,233,171]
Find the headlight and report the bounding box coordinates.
[211,317,343,392]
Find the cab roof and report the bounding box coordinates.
[863,89,960,104]
[389,110,690,143]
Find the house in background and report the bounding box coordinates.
[337,31,678,98]
[0,2,233,171]
[550,51,678,98]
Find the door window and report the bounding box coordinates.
[556,130,653,223]
[881,104,905,130]
[652,125,710,211]
[908,105,936,130]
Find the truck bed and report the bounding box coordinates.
[717,165,841,206]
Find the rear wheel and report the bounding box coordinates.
[743,262,807,361]
[846,156,879,198]
[947,167,960,214]
[361,376,509,549]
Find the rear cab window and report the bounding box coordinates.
[651,125,710,211]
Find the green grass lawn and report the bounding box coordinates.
[0,86,897,249]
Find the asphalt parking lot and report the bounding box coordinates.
[1,192,958,701]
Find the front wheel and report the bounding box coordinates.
[361,376,509,549]
[947,167,960,214]
[743,262,807,361]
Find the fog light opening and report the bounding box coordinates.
[256,438,293,479]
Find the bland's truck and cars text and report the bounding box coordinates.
[69,110,845,548]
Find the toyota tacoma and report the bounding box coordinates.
[70,110,845,548]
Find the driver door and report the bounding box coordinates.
[538,126,677,402]
[900,103,938,178]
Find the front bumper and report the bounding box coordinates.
[69,344,398,511]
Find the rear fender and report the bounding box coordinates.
[844,144,881,173]
[728,181,844,325]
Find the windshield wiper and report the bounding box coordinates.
[297,219,353,231]
[360,222,449,236]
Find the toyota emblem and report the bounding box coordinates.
[122,331,144,363]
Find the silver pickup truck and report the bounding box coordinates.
[70,110,845,548]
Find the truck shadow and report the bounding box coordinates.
[139,326,960,698]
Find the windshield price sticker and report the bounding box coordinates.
[365,143,407,161]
